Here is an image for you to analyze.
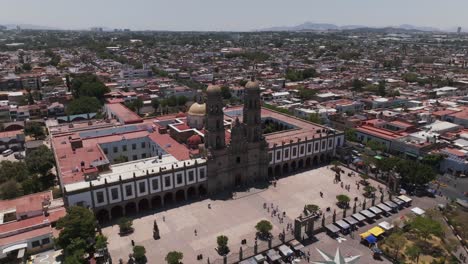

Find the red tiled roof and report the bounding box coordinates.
[0,191,53,213]
[106,103,143,124]
[0,226,52,246]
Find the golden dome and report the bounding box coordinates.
[245,80,259,90]
[187,102,206,116]
[206,84,221,94]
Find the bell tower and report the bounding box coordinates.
[243,79,262,143]
[205,84,225,150]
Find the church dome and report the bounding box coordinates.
[245,80,259,90]
[175,112,186,118]
[206,84,221,94]
[187,102,206,116]
[187,134,202,148]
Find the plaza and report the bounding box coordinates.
[102,165,387,263]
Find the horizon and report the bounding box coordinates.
[1,0,467,32]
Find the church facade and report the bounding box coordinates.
[204,80,269,194]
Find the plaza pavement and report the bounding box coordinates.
[102,165,404,264]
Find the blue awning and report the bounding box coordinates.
[365,234,377,244]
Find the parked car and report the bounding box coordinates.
[2,149,13,157]
[14,153,25,160]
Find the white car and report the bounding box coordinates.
[2,149,13,157]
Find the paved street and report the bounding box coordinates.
[102,165,389,263]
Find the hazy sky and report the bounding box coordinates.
[1,0,467,31]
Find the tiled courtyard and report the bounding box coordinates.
[102,165,387,263]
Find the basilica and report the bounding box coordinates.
[51,80,344,221]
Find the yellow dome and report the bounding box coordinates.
[206,84,221,94]
[187,102,206,116]
[245,80,259,90]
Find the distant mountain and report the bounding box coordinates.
[1,23,62,30]
[258,22,443,32]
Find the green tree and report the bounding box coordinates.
[56,207,97,257]
[151,98,160,113]
[118,217,133,234]
[177,96,188,106]
[113,155,129,164]
[70,73,109,101]
[298,87,317,100]
[66,96,102,115]
[216,235,229,255]
[132,98,144,114]
[255,220,273,238]
[365,140,386,152]
[25,145,55,177]
[336,194,351,208]
[385,232,406,261]
[165,251,183,264]
[95,235,108,250]
[24,122,45,140]
[352,79,365,92]
[344,128,357,142]
[166,95,178,107]
[308,113,322,124]
[405,244,422,263]
[304,204,320,215]
[0,160,29,183]
[410,216,443,241]
[22,63,32,71]
[0,180,23,199]
[220,86,232,99]
[133,245,147,264]
[363,185,377,198]
[377,80,386,96]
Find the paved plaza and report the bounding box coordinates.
[102,165,389,263]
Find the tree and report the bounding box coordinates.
[25,145,55,177]
[133,245,147,264]
[336,194,350,208]
[304,204,320,215]
[70,73,109,101]
[119,217,133,234]
[22,63,32,71]
[365,140,386,152]
[308,113,322,124]
[151,98,160,113]
[177,96,187,106]
[255,220,273,238]
[0,180,23,199]
[344,128,357,142]
[131,98,144,115]
[410,216,443,241]
[24,122,45,140]
[352,79,365,92]
[113,155,129,164]
[363,185,377,198]
[405,244,422,263]
[385,232,405,261]
[95,235,108,250]
[66,96,102,115]
[166,95,178,107]
[298,87,317,101]
[165,251,183,264]
[0,160,29,183]
[56,207,97,257]
[220,86,232,99]
[216,235,229,255]
[377,80,386,96]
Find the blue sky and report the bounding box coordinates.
[1,0,467,31]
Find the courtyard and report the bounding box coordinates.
[102,165,388,263]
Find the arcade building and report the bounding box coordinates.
[50,80,344,222]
